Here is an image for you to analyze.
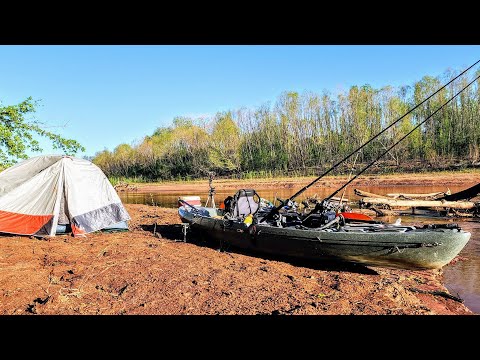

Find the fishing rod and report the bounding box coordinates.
[321,72,480,205]
[260,59,480,221]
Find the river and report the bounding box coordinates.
[119,184,480,314]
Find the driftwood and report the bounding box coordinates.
[450,209,475,218]
[356,182,480,202]
[367,206,399,217]
[359,197,475,210]
[385,190,449,200]
[354,188,449,200]
[330,196,349,203]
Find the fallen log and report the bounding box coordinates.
[385,190,449,200]
[450,209,475,218]
[354,188,449,200]
[359,197,476,210]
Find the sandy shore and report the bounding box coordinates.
[132,171,480,193]
[0,203,472,315]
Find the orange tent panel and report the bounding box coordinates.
[0,210,52,235]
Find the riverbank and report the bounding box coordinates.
[131,170,480,193]
[0,204,472,315]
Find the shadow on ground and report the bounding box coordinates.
[140,223,378,275]
[140,224,185,241]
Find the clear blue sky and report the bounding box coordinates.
[0,45,479,158]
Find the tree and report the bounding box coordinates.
[112,143,135,177]
[92,65,480,180]
[0,97,85,165]
[209,112,241,174]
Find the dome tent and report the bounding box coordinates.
[0,155,130,237]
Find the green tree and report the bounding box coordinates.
[112,143,135,177]
[92,65,480,180]
[0,97,85,165]
[92,149,114,175]
[210,112,241,174]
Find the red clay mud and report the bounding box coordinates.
[0,204,471,315]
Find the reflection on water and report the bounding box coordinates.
[119,183,480,314]
[119,184,464,209]
[394,216,480,314]
[442,221,480,314]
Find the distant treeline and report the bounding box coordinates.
[93,69,480,181]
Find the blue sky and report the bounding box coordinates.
[0,45,479,158]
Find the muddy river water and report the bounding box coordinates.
[119,184,480,314]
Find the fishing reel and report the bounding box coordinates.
[301,199,337,228]
[258,197,301,227]
[276,197,299,212]
[319,199,336,212]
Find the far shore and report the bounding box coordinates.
[125,170,480,193]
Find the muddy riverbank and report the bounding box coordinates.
[0,204,472,315]
[131,171,480,193]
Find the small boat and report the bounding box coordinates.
[178,189,470,270]
[178,67,477,270]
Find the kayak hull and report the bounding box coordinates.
[179,206,470,270]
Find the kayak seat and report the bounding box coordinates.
[230,189,261,217]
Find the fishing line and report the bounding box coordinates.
[261,59,480,221]
[324,72,480,202]
[283,59,480,204]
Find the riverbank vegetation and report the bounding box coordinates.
[93,68,480,181]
